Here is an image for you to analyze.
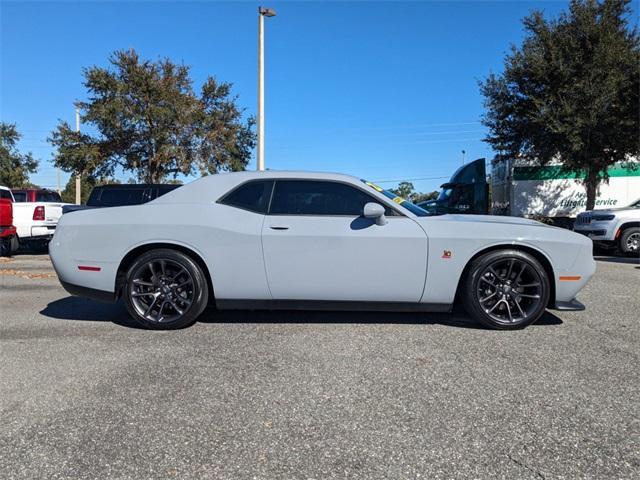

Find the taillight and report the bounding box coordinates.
[33,205,45,221]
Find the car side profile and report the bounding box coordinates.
[49,171,596,330]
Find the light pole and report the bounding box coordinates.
[75,108,81,204]
[257,6,276,171]
[461,150,466,166]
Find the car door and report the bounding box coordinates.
[261,179,428,302]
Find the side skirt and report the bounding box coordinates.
[215,299,452,313]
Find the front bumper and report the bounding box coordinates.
[574,228,608,239]
[574,221,616,241]
[553,298,586,311]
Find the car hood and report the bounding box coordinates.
[418,214,548,227]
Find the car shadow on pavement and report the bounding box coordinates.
[41,296,564,330]
[40,297,142,329]
[201,307,564,330]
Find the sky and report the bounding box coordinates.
[2,0,637,194]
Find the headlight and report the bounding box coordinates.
[592,214,615,221]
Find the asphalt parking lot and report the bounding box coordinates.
[1,253,638,479]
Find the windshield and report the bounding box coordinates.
[630,199,640,208]
[361,180,430,217]
[36,191,62,202]
[437,188,453,203]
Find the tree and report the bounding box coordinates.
[59,175,120,204]
[390,181,439,203]
[0,123,39,187]
[412,190,439,204]
[391,181,415,199]
[49,49,256,183]
[480,0,639,210]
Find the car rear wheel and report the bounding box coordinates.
[619,227,640,256]
[462,250,550,330]
[0,238,11,257]
[123,249,209,329]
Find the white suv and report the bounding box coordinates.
[574,199,640,255]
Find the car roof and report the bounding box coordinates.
[192,170,358,180]
[152,170,390,206]
[93,183,180,189]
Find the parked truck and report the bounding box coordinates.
[416,158,489,215]
[491,159,640,226]
[10,188,71,250]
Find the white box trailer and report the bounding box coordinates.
[491,159,640,222]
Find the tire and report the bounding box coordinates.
[619,227,640,256]
[123,249,209,330]
[27,240,49,254]
[0,238,11,257]
[462,250,550,330]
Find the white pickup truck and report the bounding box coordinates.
[8,188,72,250]
[574,198,640,255]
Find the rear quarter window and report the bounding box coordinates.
[219,180,274,214]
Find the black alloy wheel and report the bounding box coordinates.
[123,249,208,329]
[462,250,550,329]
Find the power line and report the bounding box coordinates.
[347,121,482,131]
[372,175,450,184]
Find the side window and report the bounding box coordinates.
[220,180,273,214]
[0,190,12,200]
[99,188,146,206]
[11,191,26,202]
[269,180,394,216]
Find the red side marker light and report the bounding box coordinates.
[78,265,101,272]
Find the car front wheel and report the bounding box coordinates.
[619,227,640,256]
[123,249,209,329]
[462,250,550,330]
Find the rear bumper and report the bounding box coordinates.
[553,298,586,311]
[59,279,116,303]
[0,226,17,238]
[31,225,56,239]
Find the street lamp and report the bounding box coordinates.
[257,6,276,171]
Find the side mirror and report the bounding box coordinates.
[363,202,388,226]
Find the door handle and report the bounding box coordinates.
[269,226,289,230]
